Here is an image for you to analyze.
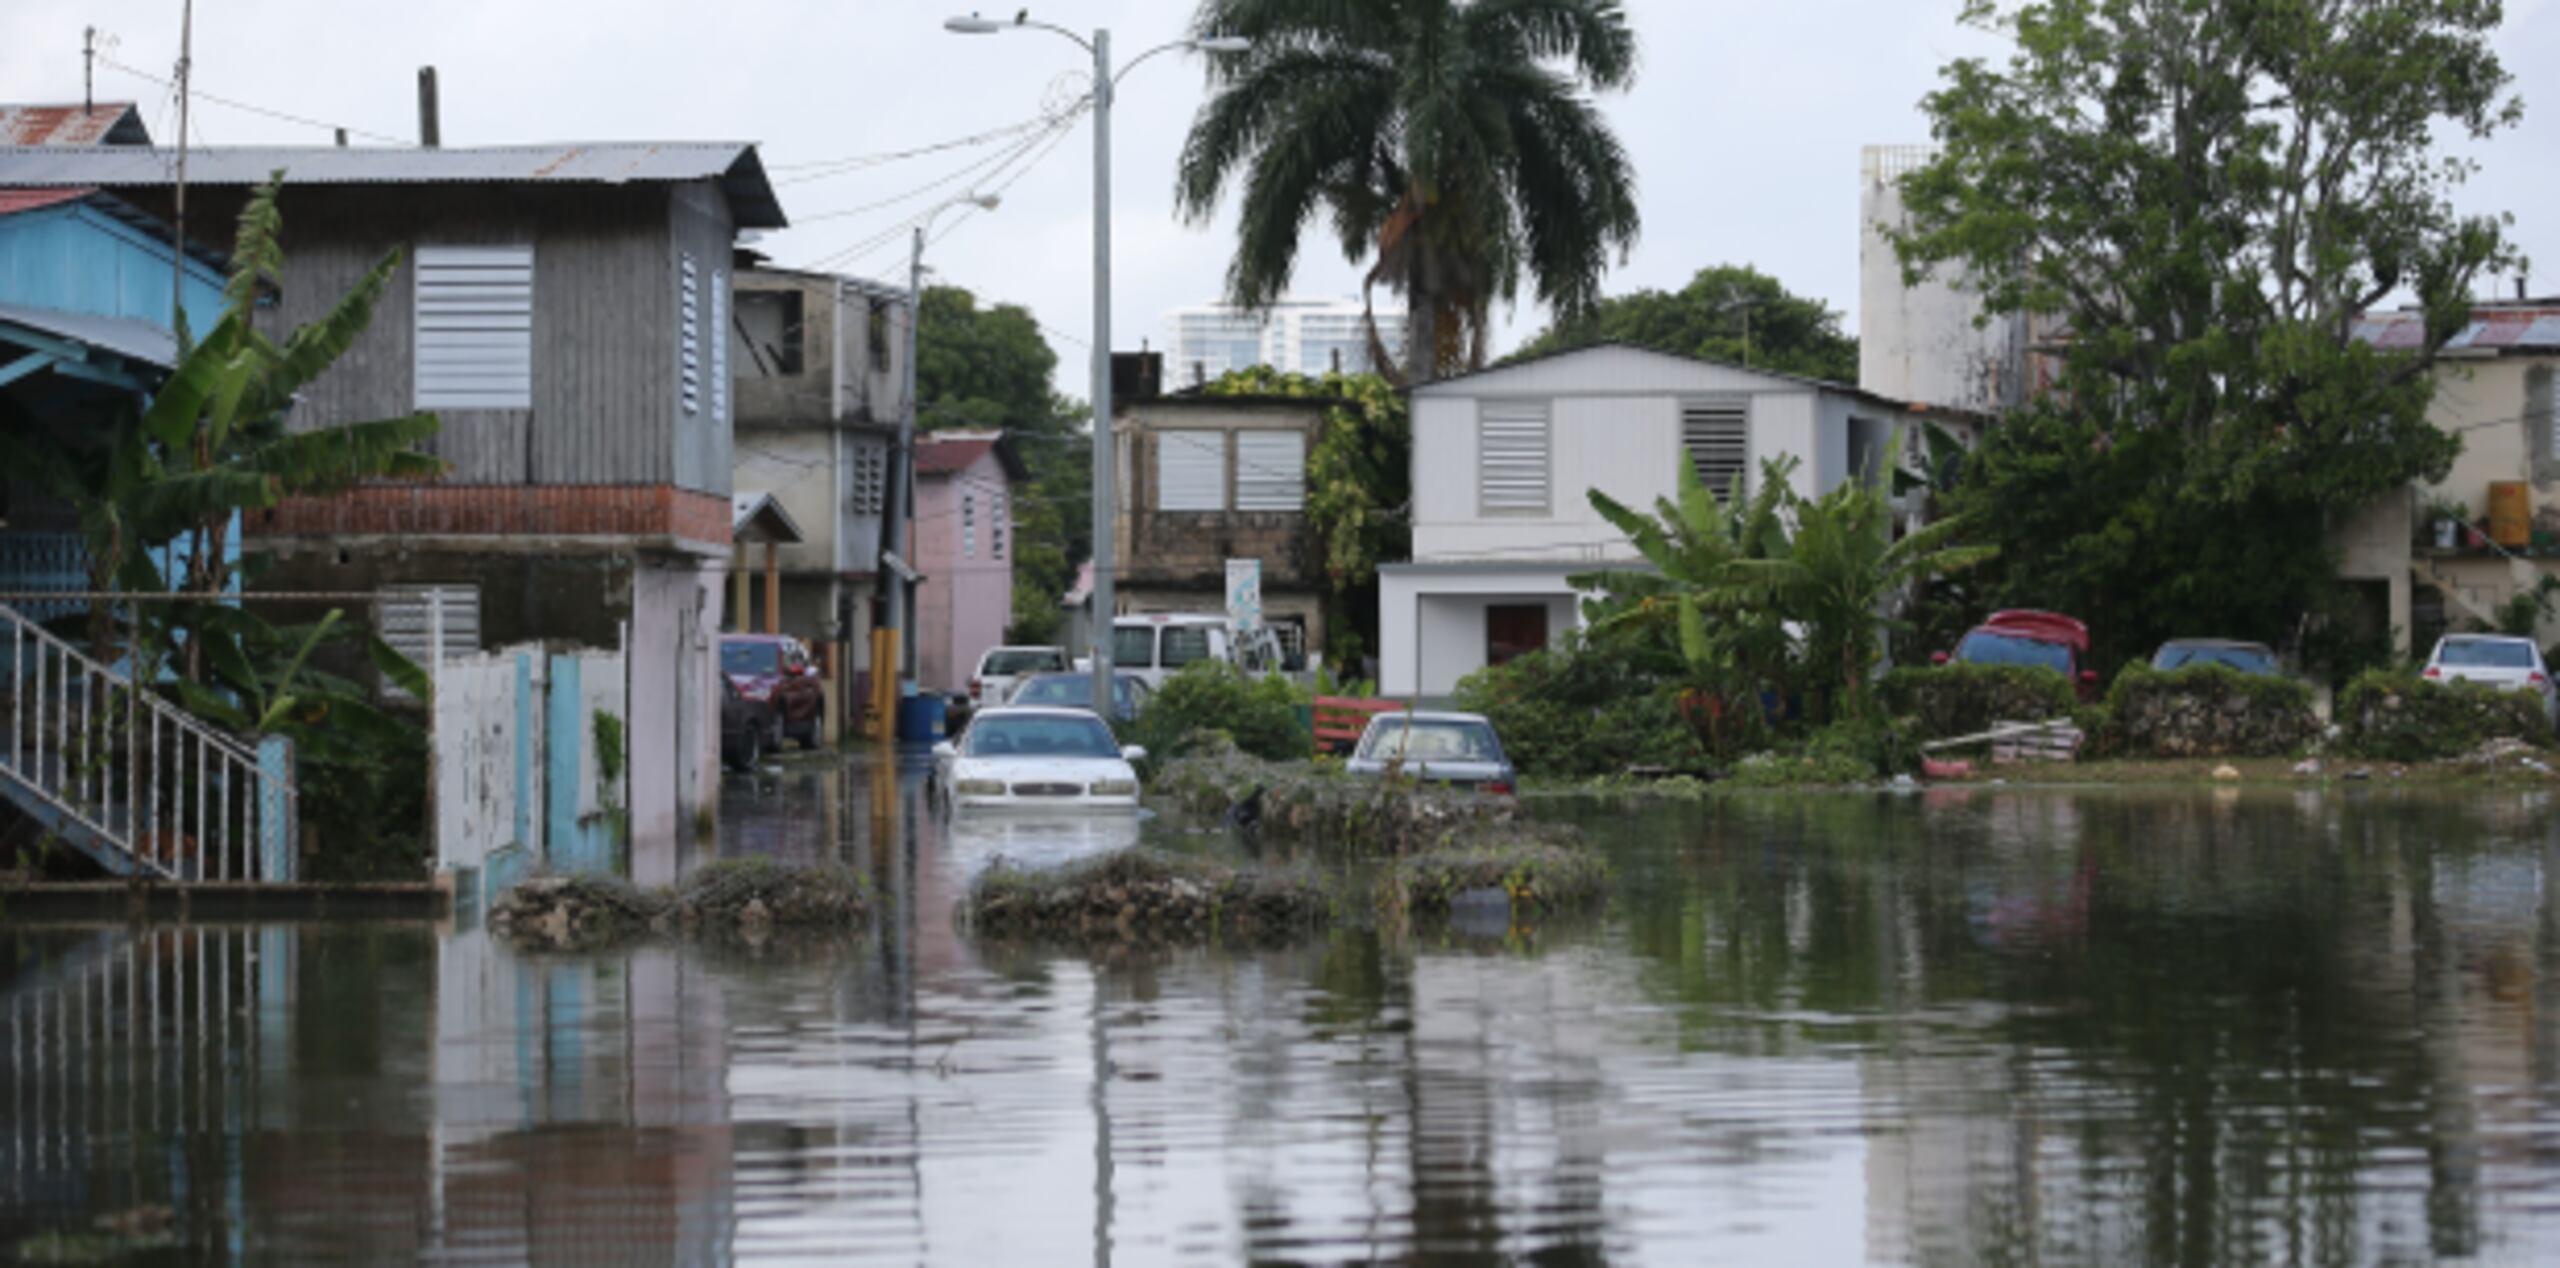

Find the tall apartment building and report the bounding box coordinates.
[1164,296,1408,385]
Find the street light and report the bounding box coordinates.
[874,189,1001,741]
[945,10,1250,709]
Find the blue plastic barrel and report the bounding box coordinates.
[897,693,947,742]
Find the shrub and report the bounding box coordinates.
[1879,664,2077,740]
[675,858,869,931]
[1454,647,1711,779]
[1128,662,1310,763]
[2336,671,2553,761]
[1718,717,1917,787]
[1395,838,1610,913]
[2101,664,2318,757]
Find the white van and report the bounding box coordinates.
[1104,614,1289,690]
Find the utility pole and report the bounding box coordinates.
[171,1,193,336]
[874,223,927,741]
[1086,26,1117,711]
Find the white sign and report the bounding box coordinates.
[1226,559,1263,633]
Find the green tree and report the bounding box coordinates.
[1512,264,1859,381]
[1176,0,1642,383]
[1200,366,1410,665]
[1893,0,2519,669]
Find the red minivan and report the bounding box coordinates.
[721,634,827,748]
[1935,610,2102,702]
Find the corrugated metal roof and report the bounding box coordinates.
[0,300,177,369]
[914,435,995,475]
[2351,306,2560,355]
[0,103,148,147]
[0,141,787,228]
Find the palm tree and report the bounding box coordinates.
[1175,0,1641,383]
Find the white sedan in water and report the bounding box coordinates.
[930,706,1145,810]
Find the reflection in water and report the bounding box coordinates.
[4,769,2560,1263]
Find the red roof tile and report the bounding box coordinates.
[0,187,93,217]
[914,436,995,475]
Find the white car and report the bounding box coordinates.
[968,645,1071,712]
[2424,633,2560,728]
[930,706,1146,810]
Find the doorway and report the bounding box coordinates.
[1485,603,1550,667]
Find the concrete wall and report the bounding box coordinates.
[1857,145,2038,414]
[627,559,720,885]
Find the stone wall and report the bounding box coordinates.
[2103,665,2318,758]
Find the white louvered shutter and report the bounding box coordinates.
[1235,431,1307,511]
[963,493,977,558]
[414,245,533,409]
[711,269,730,424]
[679,253,701,416]
[1477,400,1550,513]
[377,585,481,702]
[1158,430,1227,511]
[1681,401,1750,501]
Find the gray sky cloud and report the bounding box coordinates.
[6,0,2554,396]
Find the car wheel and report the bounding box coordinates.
[730,723,762,773]
[797,702,825,750]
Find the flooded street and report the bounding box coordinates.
[8,758,2560,1263]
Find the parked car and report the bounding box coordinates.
[929,707,1146,810]
[1344,711,1517,794]
[1937,610,2101,702]
[1004,671,1153,722]
[720,634,826,748]
[970,645,1071,711]
[2423,634,2560,728]
[1104,614,1292,690]
[719,673,781,772]
[2150,639,2280,675]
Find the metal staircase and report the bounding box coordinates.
[1,601,296,882]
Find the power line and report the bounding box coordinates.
[766,117,1056,182]
[800,100,1088,276]
[99,54,405,144]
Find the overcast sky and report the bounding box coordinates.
[6,0,2555,394]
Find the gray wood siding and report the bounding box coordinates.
[667,182,736,496]
[149,184,692,488]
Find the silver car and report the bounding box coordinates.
[1344,711,1516,793]
[2424,634,2560,729]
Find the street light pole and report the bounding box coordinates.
[1086,26,1116,712]
[944,12,1249,713]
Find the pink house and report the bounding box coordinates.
[910,433,1024,694]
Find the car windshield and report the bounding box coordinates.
[2156,644,2276,674]
[1359,719,1502,763]
[721,642,781,675]
[2439,638,2536,669]
[1011,676,1094,707]
[1956,630,2074,673]
[984,649,1064,675]
[963,714,1123,759]
[1112,627,1154,668]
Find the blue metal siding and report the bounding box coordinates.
[0,200,223,332]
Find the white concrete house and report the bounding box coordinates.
[1379,342,1970,697]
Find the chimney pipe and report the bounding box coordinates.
[2520,274,2531,302]
[334,127,347,148]
[417,66,441,148]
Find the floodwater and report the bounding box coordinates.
[7,762,2560,1265]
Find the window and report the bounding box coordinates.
[735,289,804,375]
[963,492,977,558]
[678,252,701,416]
[413,245,533,410]
[1477,400,1550,513]
[1682,400,1749,500]
[1236,431,1307,511]
[991,491,1006,559]
[1161,625,1214,667]
[848,444,887,516]
[711,269,729,425]
[1112,625,1155,668]
[377,585,481,701]
[1158,430,1227,511]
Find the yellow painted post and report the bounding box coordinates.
[763,542,781,635]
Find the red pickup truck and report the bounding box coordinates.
[1935,610,2102,702]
